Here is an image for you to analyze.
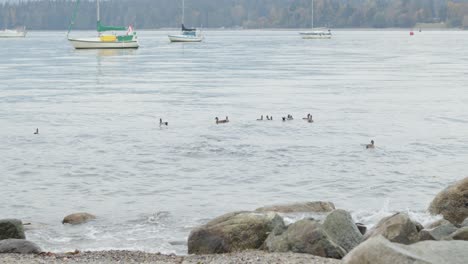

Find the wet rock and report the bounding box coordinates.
[264,219,346,259]
[0,219,25,240]
[343,236,468,264]
[450,227,468,241]
[363,212,419,244]
[355,223,367,235]
[426,218,451,229]
[0,239,41,254]
[62,213,96,225]
[188,211,284,254]
[255,201,335,213]
[323,210,363,252]
[418,223,458,241]
[428,177,468,225]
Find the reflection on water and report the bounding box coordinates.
[0,30,468,254]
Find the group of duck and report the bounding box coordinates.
[32,116,375,149]
[159,114,314,127]
[160,114,375,149]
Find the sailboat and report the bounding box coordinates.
[168,0,204,42]
[67,0,138,49]
[0,26,27,38]
[299,0,332,39]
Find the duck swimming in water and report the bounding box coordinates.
[34,128,39,135]
[307,115,314,123]
[257,115,264,121]
[215,116,229,124]
[160,119,168,126]
[266,116,273,121]
[303,114,311,120]
[287,114,294,120]
[366,140,375,149]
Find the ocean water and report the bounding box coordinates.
[1,30,467,254]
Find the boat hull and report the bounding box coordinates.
[168,35,203,43]
[300,31,332,39]
[68,38,139,49]
[0,30,27,38]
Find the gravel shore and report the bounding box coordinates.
[0,250,342,264]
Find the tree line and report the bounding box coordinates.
[1,0,467,30]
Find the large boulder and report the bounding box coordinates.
[450,227,468,241]
[428,177,468,225]
[363,213,420,244]
[0,239,41,254]
[62,213,96,225]
[0,219,25,240]
[264,218,346,259]
[419,223,458,241]
[323,210,363,252]
[344,236,468,264]
[255,201,335,213]
[188,211,284,254]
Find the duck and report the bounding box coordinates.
[282,117,287,121]
[257,115,264,121]
[34,128,39,135]
[303,113,311,120]
[266,115,273,121]
[287,114,294,120]
[307,115,314,123]
[159,119,168,126]
[215,116,229,124]
[366,140,375,149]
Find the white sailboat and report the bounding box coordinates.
[300,0,332,39]
[67,0,138,49]
[168,0,204,43]
[0,27,27,38]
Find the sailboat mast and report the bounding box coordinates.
[97,0,100,22]
[182,0,185,25]
[311,0,314,29]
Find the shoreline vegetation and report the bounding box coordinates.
[1,0,468,30]
[1,178,467,263]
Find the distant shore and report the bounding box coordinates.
[0,250,341,264]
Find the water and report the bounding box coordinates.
[1,30,467,254]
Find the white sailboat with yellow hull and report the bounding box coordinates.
[67,0,138,49]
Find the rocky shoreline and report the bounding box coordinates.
[0,250,341,264]
[1,177,467,263]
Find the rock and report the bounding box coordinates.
[450,227,468,240]
[343,235,468,264]
[62,213,96,225]
[428,177,468,225]
[264,219,346,259]
[0,219,25,240]
[418,223,458,241]
[0,239,41,254]
[188,211,284,254]
[255,201,336,213]
[412,221,424,232]
[363,212,419,244]
[425,218,451,229]
[355,223,367,235]
[462,218,468,227]
[322,210,363,252]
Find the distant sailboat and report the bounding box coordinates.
[168,0,204,42]
[299,0,332,39]
[0,26,27,38]
[67,0,138,49]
